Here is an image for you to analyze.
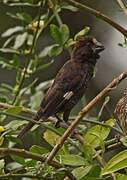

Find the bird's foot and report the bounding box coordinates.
[55,114,63,128]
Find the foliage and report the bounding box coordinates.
[0,0,127,180]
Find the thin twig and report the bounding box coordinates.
[0,148,75,180]
[0,173,42,179]
[12,0,43,105]
[66,0,127,37]
[45,71,127,164]
[117,0,127,16]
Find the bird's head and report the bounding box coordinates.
[71,36,104,63]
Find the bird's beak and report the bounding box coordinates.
[94,41,105,53]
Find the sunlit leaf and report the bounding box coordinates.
[60,154,87,166]
[30,145,49,154]
[44,130,60,146]
[48,44,63,57]
[13,32,27,49]
[84,119,115,148]
[72,165,92,180]
[50,24,62,44]
[0,126,5,133]
[116,173,127,180]
[11,155,25,165]
[61,3,78,12]
[1,26,23,37]
[5,120,27,131]
[0,137,4,146]
[74,26,90,40]
[5,106,22,114]
[60,24,70,44]
[101,149,127,175]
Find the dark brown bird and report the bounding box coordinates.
[114,90,127,135]
[18,36,104,139]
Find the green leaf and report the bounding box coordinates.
[116,173,127,180]
[16,12,32,24]
[60,154,87,166]
[0,159,5,169]
[74,26,90,40]
[29,91,44,109]
[50,24,62,44]
[13,32,27,49]
[11,155,25,165]
[1,26,23,37]
[0,48,20,54]
[48,44,63,57]
[44,130,60,146]
[5,120,27,131]
[0,96,8,103]
[60,24,70,44]
[38,45,56,58]
[0,137,4,146]
[0,83,13,92]
[5,106,22,114]
[84,119,115,148]
[30,145,49,154]
[61,3,78,12]
[72,165,92,180]
[101,149,127,175]
[37,60,54,71]
[120,136,127,147]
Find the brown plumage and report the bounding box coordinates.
[18,36,104,139]
[114,90,127,135]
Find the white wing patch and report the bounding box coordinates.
[63,91,74,100]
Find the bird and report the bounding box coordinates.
[114,89,127,135]
[18,36,104,139]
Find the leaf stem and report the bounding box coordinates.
[66,0,127,36]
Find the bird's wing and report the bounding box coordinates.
[40,61,93,117]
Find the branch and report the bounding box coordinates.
[0,173,42,179]
[0,148,75,180]
[66,0,127,37]
[45,71,127,163]
[116,0,127,16]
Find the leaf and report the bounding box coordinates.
[48,44,63,57]
[37,60,54,71]
[84,119,115,148]
[60,155,87,166]
[29,91,44,109]
[50,24,62,44]
[120,136,127,147]
[16,12,32,24]
[1,26,23,37]
[0,48,20,54]
[13,32,27,49]
[43,130,60,146]
[3,35,15,48]
[38,45,56,58]
[11,155,25,165]
[74,26,90,40]
[0,159,5,169]
[5,106,22,114]
[72,165,92,180]
[30,145,49,154]
[61,3,78,12]
[60,24,70,44]
[5,120,27,131]
[0,137,4,146]
[116,173,127,180]
[101,149,127,175]
[0,126,5,133]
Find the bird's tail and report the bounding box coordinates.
[17,108,43,139]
